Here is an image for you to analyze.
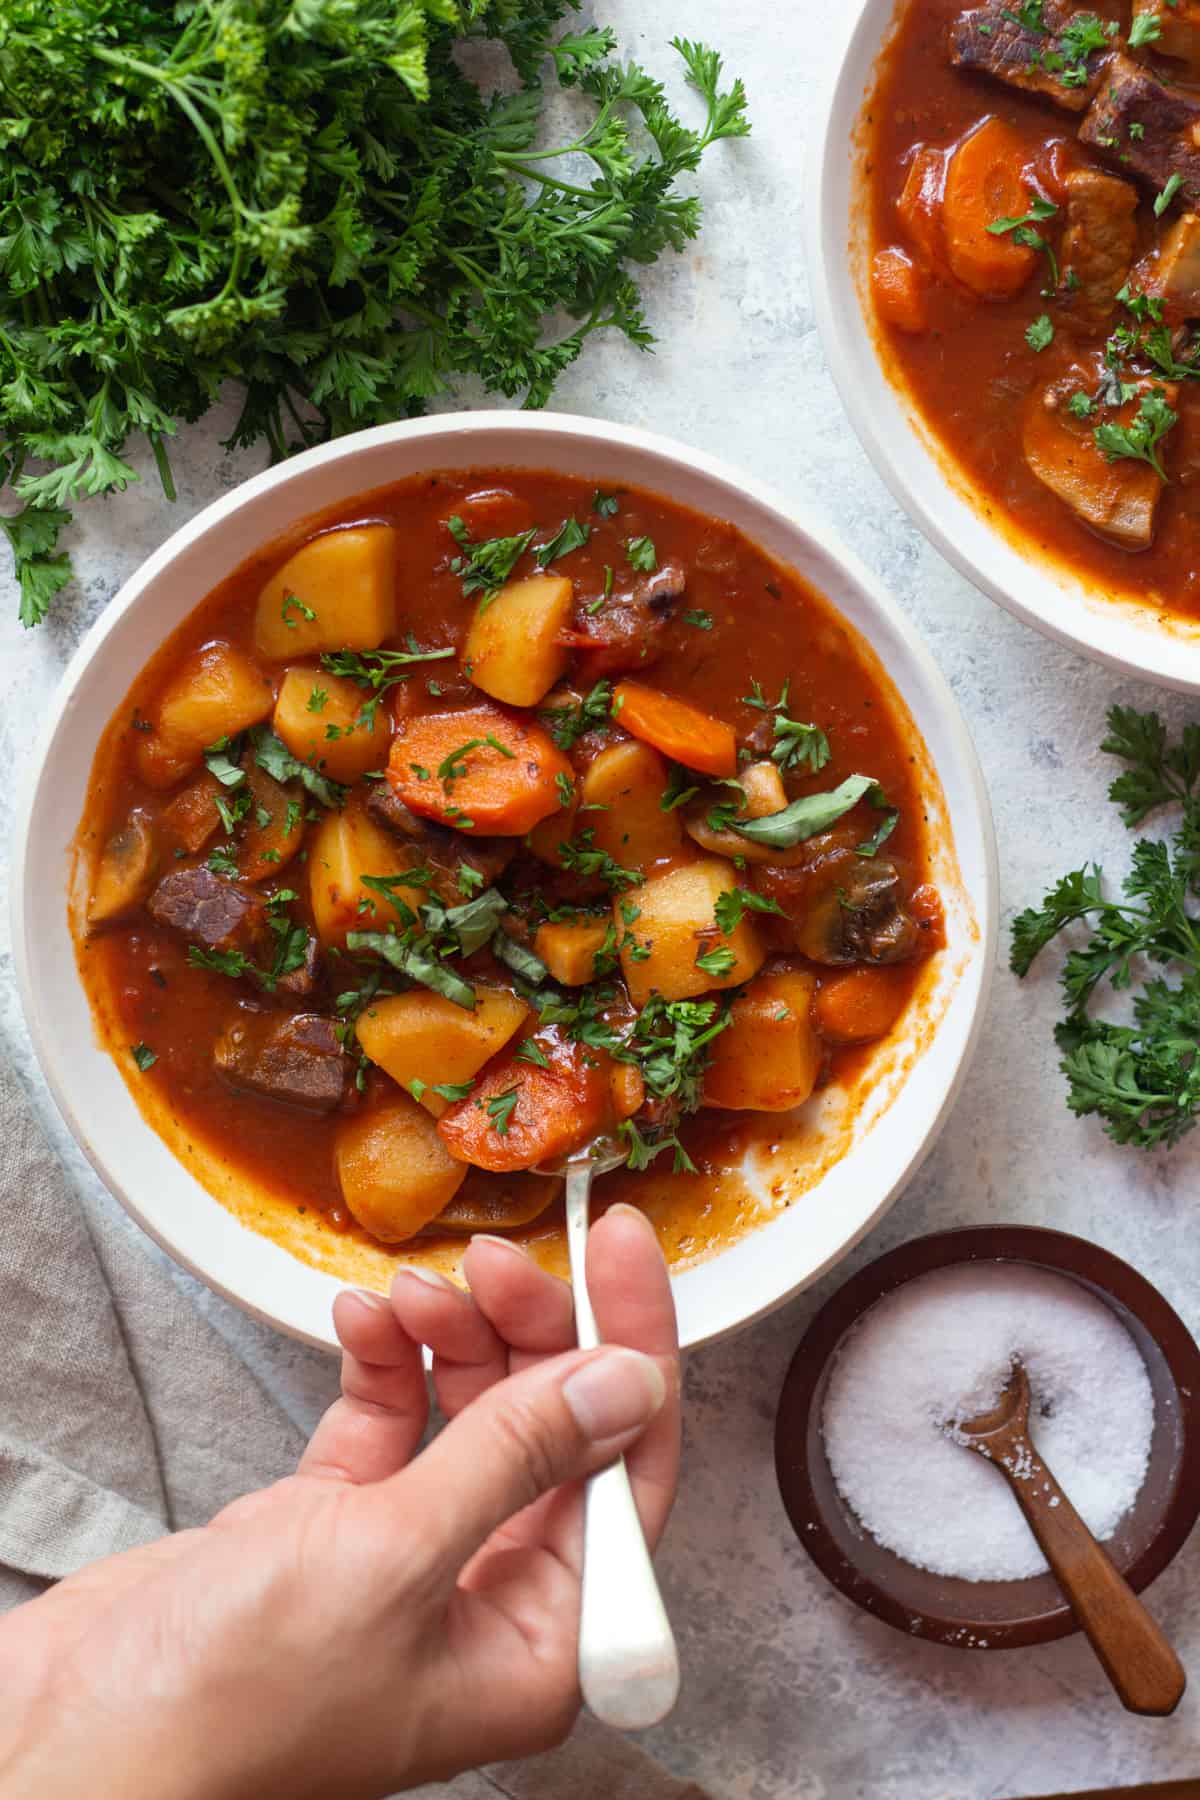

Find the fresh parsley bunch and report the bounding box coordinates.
[1011,706,1200,1147]
[0,0,749,627]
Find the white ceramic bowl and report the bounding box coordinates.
[12,412,996,1352]
[808,0,1200,692]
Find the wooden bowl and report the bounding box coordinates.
[774,1227,1200,1649]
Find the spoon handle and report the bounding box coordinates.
[995,1442,1185,1716]
[565,1160,680,1731]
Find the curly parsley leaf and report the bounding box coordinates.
[1095,389,1177,483]
[1011,707,1200,1147]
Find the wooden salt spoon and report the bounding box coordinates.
[955,1362,1185,1716]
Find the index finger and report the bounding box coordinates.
[585,1202,680,1551]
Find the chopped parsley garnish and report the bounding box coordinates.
[856,791,901,857]
[206,847,240,877]
[987,195,1059,289]
[1003,0,1046,30]
[535,517,590,567]
[447,515,538,601]
[214,786,252,836]
[713,887,785,933]
[281,592,316,629]
[683,609,714,629]
[772,715,831,776]
[1068,391,1097,420]
[560,828,645,890]
[556,771,575,808]
[486,1087,521,1136]
[1026,313,1054,353]
[625,535,658,573]
[515,1039,551,1068]
[320,640,455,696]
[540,679,613,750]
[1011,705,1200,1148]
[1095,389,1177,483]
[347,930,476,1010]
[695,944,737,979]
[187,945,252,980]
[436,736,512,787]
[593,491,620,518]
[1155,173,1184,219]
[306,687,328,714]
[130,1042,157,1071]
[493,930,550,985]
[412,1077,475,1105]
[1128,9,1162,47]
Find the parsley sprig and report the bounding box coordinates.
[1,13,749,626]
[1011,706,1200,1148]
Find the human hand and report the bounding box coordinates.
[0,1204,679,1800]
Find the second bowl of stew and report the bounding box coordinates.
[13,412,995,1350]
[812,0,1200,688]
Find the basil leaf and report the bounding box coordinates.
[442,888,508,956]
[251,727,347,812]
[732,774,878,848]
[492,930,550,985]
[347,931,476,1010]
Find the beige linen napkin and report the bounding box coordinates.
[0,1048,705,1798]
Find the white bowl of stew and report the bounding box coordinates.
[12,412,995,1351]
[811,0,1200,688]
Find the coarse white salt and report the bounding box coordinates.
[820,1263,1155,1581]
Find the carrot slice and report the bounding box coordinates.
[437,1041,610,1172]
[814,967,908,1046]
[942,117,1039,300]
[896,146,950,275]
[387,703,571,836]
[612,681,736,778]
[872,248,930,334]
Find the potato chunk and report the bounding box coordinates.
[580,740,683,871]
[136,642,274,789]
[273,665,392,783]
[463,573,573,706]
[534,916,612,986]
[88,812,157,924]
[703,970,821,1112]
[308,799,427,949]
[617,856,766,1006]
[355,986,529,1116]
[336,1093,467,1243]
[254,525,396,660]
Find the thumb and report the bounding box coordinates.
[372,1345,667,1579]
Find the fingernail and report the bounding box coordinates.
[562,1349,667,1439]
[392,1265,458,1295]
[346,1287,390,1313]
[470,1234,530,1259]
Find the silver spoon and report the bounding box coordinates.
[539,1136,680,1730]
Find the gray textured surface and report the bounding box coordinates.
[4,3,1200,1794]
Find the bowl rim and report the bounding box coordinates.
[10,409,998,1350]
[774,1225,1200,1648]
[805,0,1200,693]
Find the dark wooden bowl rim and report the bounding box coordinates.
[774,1226,1200,1650]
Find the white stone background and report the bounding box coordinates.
[4,3,1200,1795]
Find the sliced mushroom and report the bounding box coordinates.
[796,859,923,967]
[87,812,158,925]
[428,1169,560,1233]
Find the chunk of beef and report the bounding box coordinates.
[277,935,322,999]
[365,784,515,899]
[1023,358,1175,548]
[214,1010,348,1113]
[1079,54,1200,205]
[147,867,268,956]
[564,564,686,679]
[949,2,1108,111]
[1060,168,1138,331]
[1130,211,1200,320]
